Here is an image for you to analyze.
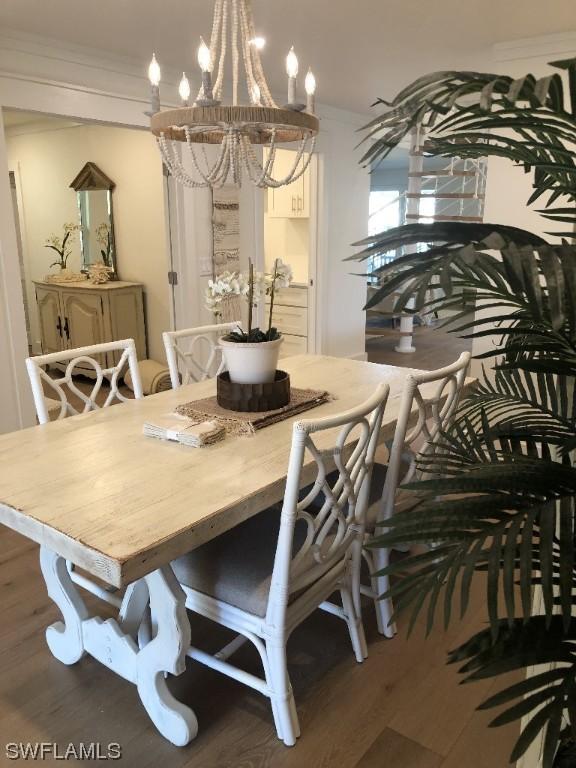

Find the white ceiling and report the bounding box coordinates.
[0,0,574,113]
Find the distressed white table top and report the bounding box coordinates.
[0,355,463,588]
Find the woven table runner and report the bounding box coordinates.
[175,387,332,436]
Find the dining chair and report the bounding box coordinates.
[25,338,143,425]
[171,382,389,746]
[25,338,144,612]
[162,321,240,389]
[361,351,471,637]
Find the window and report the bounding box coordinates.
[368,190,400,236]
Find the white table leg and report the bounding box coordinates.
[136,567,198,746]
[40,547,88,665]
[39,547,197,747]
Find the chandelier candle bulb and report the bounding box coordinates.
[305,69,316,113]
[198,37,214,101]
[249,37,266,50]
[179,72,191,106]
[286,46,298,105]
[148,53,161,113]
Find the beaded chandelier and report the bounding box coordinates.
[147,0,319,189]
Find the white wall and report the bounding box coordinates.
[5,119,169,362]
[472,34,576,378]
[264,217,309,283]
[315,112,370,359]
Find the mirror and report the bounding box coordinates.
[70,162,117,276]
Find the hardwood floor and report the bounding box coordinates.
[366,325,472,371]
[0,523,519,767]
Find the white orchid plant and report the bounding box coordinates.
[206,258,293,343]
[44,222,80,270]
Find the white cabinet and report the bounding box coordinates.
[36,285,62,356]
[34,281,147,373]
[266,151,310,219]
[266,285,308,358]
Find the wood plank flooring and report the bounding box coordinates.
[366,325,472,371]
[0,523,519,767]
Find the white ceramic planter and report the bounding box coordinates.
[219,336,284,384]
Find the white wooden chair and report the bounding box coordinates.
[25,338,143,425]
[25,339,144,610]
[171,382,389,745]
[361,351,471,637]
[162,321,240,389]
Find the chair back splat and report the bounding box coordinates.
[267,382,389,627]
[162,322,240,389]
[26,339,143,424]
[381,350,472,523]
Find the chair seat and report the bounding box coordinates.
[172,507,323,618]
[302,456,417,536]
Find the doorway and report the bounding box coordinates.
[263,147,318,355]
[2,108,172,414]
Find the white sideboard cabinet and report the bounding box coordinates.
[34,280,146,374]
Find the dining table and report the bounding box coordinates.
[0,354,469,747]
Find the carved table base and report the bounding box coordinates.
[39,547,198,746]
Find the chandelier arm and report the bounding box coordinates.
[232,0,239,107]
[242,0,277,107]
[213,0,228,101]
[209,0,223,71]
[238,1,258,104]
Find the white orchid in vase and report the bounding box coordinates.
[206,258,292,343]
[206,258,293,385]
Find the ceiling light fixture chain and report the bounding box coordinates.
[147,0,319,189]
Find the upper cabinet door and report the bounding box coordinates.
[60,291,106,369]
[266,150,309,219]
[36,285,63,355]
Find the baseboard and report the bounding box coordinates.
[348,351,368,362]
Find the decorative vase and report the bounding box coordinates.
[219,336,284,385]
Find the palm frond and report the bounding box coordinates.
[449,618,576,767]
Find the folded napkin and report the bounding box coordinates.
[143,415,226,447]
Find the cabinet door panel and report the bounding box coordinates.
[60,291,106,369]
[280,333,307,357]
[36,286,63,355]
[266,150,306,218]
[266,303,308,336]
[108,289,146,364]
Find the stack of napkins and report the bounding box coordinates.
[143,415,225,447]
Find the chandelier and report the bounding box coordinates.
[147,0,319,189]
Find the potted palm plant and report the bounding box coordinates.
[206,258,293,385]
[351,58,576,768]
